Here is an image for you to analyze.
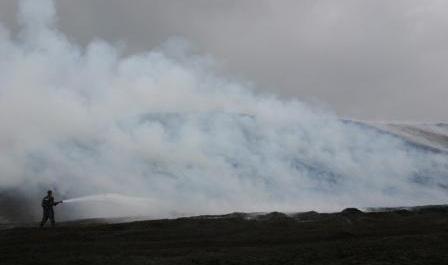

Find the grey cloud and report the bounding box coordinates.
[1,0,448,121]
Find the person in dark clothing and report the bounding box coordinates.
[40,190,62,228]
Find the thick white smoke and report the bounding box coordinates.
[0,0,447,221]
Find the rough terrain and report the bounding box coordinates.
[1,206,448,265]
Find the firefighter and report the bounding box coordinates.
[40,190,62,228]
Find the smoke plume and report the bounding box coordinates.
[0,0,447,221]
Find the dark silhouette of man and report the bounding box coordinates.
[40,190,62,228]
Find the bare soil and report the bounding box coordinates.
[1,206,448,265]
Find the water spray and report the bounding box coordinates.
[62,194,153,204]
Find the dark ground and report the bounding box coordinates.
[1,206,448,265]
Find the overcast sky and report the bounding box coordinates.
[1,0,447,121]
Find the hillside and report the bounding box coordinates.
[368,122,448,153]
